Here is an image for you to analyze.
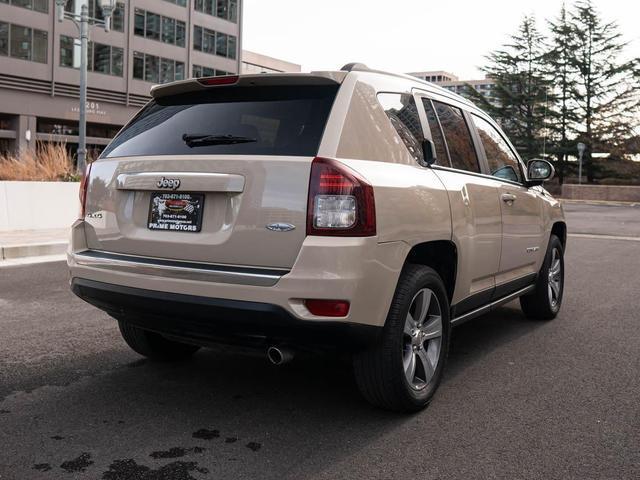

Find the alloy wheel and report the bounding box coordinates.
[548,247,562,309]
[402,288,443,390]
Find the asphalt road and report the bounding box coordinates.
[1,203,639,480]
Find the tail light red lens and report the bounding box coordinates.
[305,299,350,317]
[197,75,239,86]
[78,162,92,219]
[306,157,376,236]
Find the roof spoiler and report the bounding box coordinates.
[150,72,347,99]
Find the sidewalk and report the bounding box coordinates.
[0,228,69,261]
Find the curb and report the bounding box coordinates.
[0,241,68,260]
[560,199,640,207]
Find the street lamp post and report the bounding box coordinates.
[577,142,586,185]
[55,0,115,174]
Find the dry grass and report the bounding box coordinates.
[0,142,79,181]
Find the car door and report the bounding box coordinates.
[416,94,503,314]
[469,113,546,296]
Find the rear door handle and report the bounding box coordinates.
[501,193,517,203]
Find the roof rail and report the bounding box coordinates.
[340,62,370,72]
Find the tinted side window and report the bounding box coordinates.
[421,98,449,166]
[378,93,424,163]
[432,101,480,173]
[472,114,522,183]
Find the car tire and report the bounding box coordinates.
[118,321,200,361]
[520,234,564,320]
[353,264,450,412]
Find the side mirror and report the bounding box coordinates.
[422,139,436,166]
[527,159,554,186]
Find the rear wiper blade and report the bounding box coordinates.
[182,133,257,147]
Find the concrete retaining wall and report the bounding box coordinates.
[0,181,80,231]
[561,184,640,202]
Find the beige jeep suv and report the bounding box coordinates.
[68,64,566,412]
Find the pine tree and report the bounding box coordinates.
[544,2,580,184]
[468,16,551,160]
[571,0,640,182]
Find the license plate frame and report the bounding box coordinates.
[148,192,204,233]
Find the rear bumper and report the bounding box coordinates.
[68,220,409,332]
[72,278,380,349]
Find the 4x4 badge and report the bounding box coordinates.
[156,177,181,190]
[266,223,296,232]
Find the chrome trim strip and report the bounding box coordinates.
[451,284,536,326]
[116,172,245,192]
[71,250,285,287]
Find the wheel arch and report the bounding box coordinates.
[404,240,457,303]
[551,221,567,250]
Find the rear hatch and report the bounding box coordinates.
[83,74,342,269]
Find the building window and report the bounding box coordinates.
[134,8,186,47]
[192,64,229,78]
[145,12,161,40]
[162,17,176,44]
[0,22,7,57]
[2,0,48,13]
[216,32,227,57]
[132,51,184,83]
[37,118,121,138]
[163,0,187,6]
[194,0,238,23]
[59,35,123,77]
[0,22,48,64]
[112,4,125,32]
[227,35,236,60]
[64,1,125,33]
[193,25,237,59]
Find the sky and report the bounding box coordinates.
[243,0,640,80]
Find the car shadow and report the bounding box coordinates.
[445,301,546,383]
[4,302,547,479]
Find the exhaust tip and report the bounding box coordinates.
[267,346,293,365]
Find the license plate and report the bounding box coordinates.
[148,192,204,233]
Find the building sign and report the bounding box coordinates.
[71,102,107,117]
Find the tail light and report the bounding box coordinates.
[305,299,350,317]
[306,157,376,236]
[78,162,92,219]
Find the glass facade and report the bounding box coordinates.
[193,25,237,59]
[0,21,47,63]
[64,1,125,33]
[1,0,48,13]
[134,8,186,47]
[192,65,230,78]
[194,0,238,23]
[133,51,185,84]
[60,35,124,77]
[0,0,242,156]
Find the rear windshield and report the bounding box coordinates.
[101,85,339,158]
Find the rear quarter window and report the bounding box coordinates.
[101,85,339,158]
[377,93,424,164]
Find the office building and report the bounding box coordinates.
[242,50,300,75]
[408,70,497,104]
[0,0,242,156]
